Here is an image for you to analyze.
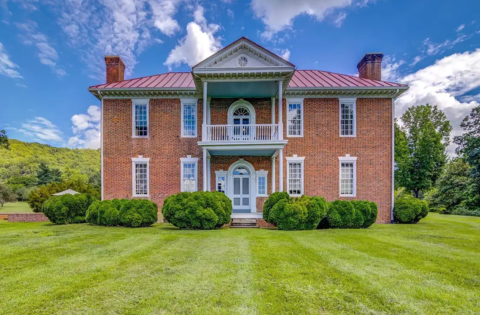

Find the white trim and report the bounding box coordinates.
[132,99,149,138]
[227,99,256,125]
[131,157,150,197]
[100,93,104,200]
[279,149,283,192]
[339,98,356,137]
[215,170,227,193]
[391,97,396,222]
[227,160,256,213]
[271,157,276,193]
[256,170,268,197]
[180,156,199,192]
[338,155,357,197]
[181,98,198,138]
[286,98,304,137]
[286,156,305,197]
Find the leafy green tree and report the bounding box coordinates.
[395,105,452,198]
[15,186,35,201]
[6,175,38,191]
[0,183,16,207]
[0,129,9,149]
[61,166,89,184]
[36,163,62,186]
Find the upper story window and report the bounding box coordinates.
[287,99,304,137]
[132,99,149,137]
[131,157,149,197]
[286,156,305,197]
[339,155,357,197]
[181,99,198,137]
[339,98,356,137]
[181,156,198,192]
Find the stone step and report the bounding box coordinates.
[230,224,258,228]
[230,218,258,228]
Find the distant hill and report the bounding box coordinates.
[0,139,100,182]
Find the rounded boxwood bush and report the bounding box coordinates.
[325,200,358,228]
[162,191,232,230]
[42,193,96,224]
[86,200,121,226]
[263,192,290,223]
[394,197,428,223]
[269,196,327,230]
[351,200,378,228]
[119,199,158,227]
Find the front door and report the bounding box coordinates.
[232,106,251,140]
[232,166,250,211]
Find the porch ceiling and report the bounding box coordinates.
[209,149,277,156]
[207,81,278,98]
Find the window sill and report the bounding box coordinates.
[339,135,356,138]
[340,194,356,198]
[132,195,150,198]
[181,135,198,138]
[287,135,303,138]
[289,194,303,198]
[132,136,149,139]
[257,194,268,197]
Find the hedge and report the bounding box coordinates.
[42,193,96,224]
[393,197,429,223]
[162,191,232,229]
[86,199,157,227]
[269,195,327,230]
[351,200,378,228]
[262,192,290,224]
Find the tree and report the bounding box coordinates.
[0,129,9,149]
[36,163,62,186]
[15,186,35,201]
[0,183,16,207]
[395,105,452,198]
[454,105,480,209]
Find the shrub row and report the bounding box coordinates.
[42,193,96,224]
[393,197,429,223]
[86,199,158,227]
[263,193,378,230]
[162,191,232,229]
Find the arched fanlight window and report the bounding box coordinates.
[233,107,250,116]
[233,166,250,176]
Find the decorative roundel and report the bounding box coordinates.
[238,56,248,67]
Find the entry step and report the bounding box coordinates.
[231,218,258,228]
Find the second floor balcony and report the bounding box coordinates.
[202,124,282,143]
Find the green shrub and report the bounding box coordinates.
[351,200,378,228]
[86,200,121,226]
[268,196,327,230]
[394,197,428,223]
[451,207,480,217]
[86,199,157,227]
[162,191,232,230]
[324,200,359,228]
[263,192,290,223]
[42,193,96,224]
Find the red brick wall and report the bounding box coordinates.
[103,97,393,223]
[7,213,49,222]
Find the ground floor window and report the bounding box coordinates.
[181,156,198,192]
[215,170,227,193]
[339,155,357,197]
[286,156,305,197]
[131,157,150,197]
[256,170,268,196]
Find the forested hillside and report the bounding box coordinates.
[0,139,100,183]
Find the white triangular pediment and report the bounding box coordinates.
[193,38,294,70]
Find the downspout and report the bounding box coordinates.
[99,90,104,201]
[391,89,398,223]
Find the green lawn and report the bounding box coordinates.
[0,201,32,213]
[0,213,479,315]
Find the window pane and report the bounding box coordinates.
[217,176,226,193]
[233,178,240,194]
[340,103,354,136]
[258,176,266,195]
[340,162,354,195]
[288,103,302,136]
[135,163,148,195]
[183,104,196,136]
[288,162,302,195]
[135,104,148,137]
[182,162,196,192]
[242,177,249,194]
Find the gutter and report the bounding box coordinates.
[391,89,398,223]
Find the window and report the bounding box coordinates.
[131,157,150,196]
[132,100,149,137]
[215,171,227,193]
[256,170,268,196]
[286,156,305,196]
[181,157,198,192]
[181,99,198,137]
[339,98,356,137]
[287,99,304,137]
[339,156,357,197]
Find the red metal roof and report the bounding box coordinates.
[89,70,406,90]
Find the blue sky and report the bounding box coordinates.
[0,0,479,153]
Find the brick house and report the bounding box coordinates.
[89,37,408,223]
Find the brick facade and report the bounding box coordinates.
[103,97,393,223]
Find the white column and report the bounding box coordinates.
[207,97,211,125]
[271,156,276,193]
[391,98,395,222]
[279,149,283,192]
[203,148,207,191]
[202,81,208,141]
[271,97,275,124]
[207,156,211,192]
[278,81,283,140]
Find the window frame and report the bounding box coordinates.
[286,98,304,138]
[131,157,150,197]
[132,99,149,138]
[181,99,198,138]
[339,98,356,137]
[338,155,357,197]
[286,156,305,197]
[180,156,199,192]
[256,170,268,197]
[215,170,227,193]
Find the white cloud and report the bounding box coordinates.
[0,42,23,79]
[251,0,370,39]
[148,0,182,36]
[333,12,347,27]
[456,24,465,32]
[381,55,405,82]
[422,34,468,56]
[227,9,234,19]
[274,48,290,61]
[396,49,480,155]
[9,117,64,142]
[69,105,101,149]
[16,20,66,76]
[410,55,423,67]
[164,5,222,68]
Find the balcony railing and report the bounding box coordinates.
[203,124,282,142]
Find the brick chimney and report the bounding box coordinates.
[357,53,383,81]
[105,55,125,84]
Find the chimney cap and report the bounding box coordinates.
[357,53,384,71]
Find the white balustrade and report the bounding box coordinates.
[203,124,279,142]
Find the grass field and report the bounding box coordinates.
[0,213,479,314]
[0,201,32,213]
